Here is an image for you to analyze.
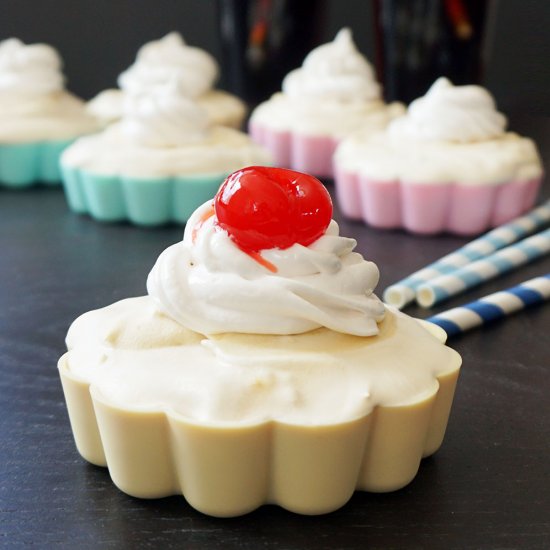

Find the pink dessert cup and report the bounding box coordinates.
[334,169,543,236]
[249,122,339,179]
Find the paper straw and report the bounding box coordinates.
[383,199,550,309]
[416,228,550,307]
[426,274,550,337]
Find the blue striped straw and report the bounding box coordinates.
[383,199,550,309]
[416,229,550,307]
[426,274,550,337]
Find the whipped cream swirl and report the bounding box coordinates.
[118,32,218,99]
[121,82,210,146]
[282,28,380,102]
[147,201,385,336]
[389,77,507,142]
[0,37,64,95]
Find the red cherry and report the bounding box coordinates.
[215,166,333,253]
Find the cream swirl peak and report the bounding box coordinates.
[121,82,210,147]
[282,28,381,102]
[0,37,64,95]
[389,77,507,143]
[118,32,218,99]
[147,202,384,336]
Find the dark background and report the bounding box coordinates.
[1,2,549,549]
[0,0,549,114]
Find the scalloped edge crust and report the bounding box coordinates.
[60,164,227,226]
[334,167,543,235]
[58,322,461,517]
[0,139,74,187]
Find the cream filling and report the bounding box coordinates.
[60,124,271,177]
[249,93,404,138]
[334,130,543,185]
[65,296,460,425]
[87,88,246,127]
[0,91,99,142]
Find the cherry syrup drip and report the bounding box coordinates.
[191,203,215,243]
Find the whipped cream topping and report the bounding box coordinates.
[120,83,210,147]
[0,38,99,141]
[118,32,218,99]
[334,76,542,185]
[282,28,380,102]
[0,37,64,95]
[147,201,385,336]
[389,77,507,143]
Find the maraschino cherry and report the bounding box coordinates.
[215,166,333,253]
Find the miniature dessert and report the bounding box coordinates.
[58,166,461,517]
[334,77,544,235]
[87,32,246,129]
[61,83,270,225]
[248,29,404,178]
[0,38,98,187]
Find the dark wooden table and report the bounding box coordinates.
[1,117,549,549]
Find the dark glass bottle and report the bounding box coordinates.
[374,0,489,103]
[216,0,327,107]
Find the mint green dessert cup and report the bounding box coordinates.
[0,139,74,187]
[61,164,228,226]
